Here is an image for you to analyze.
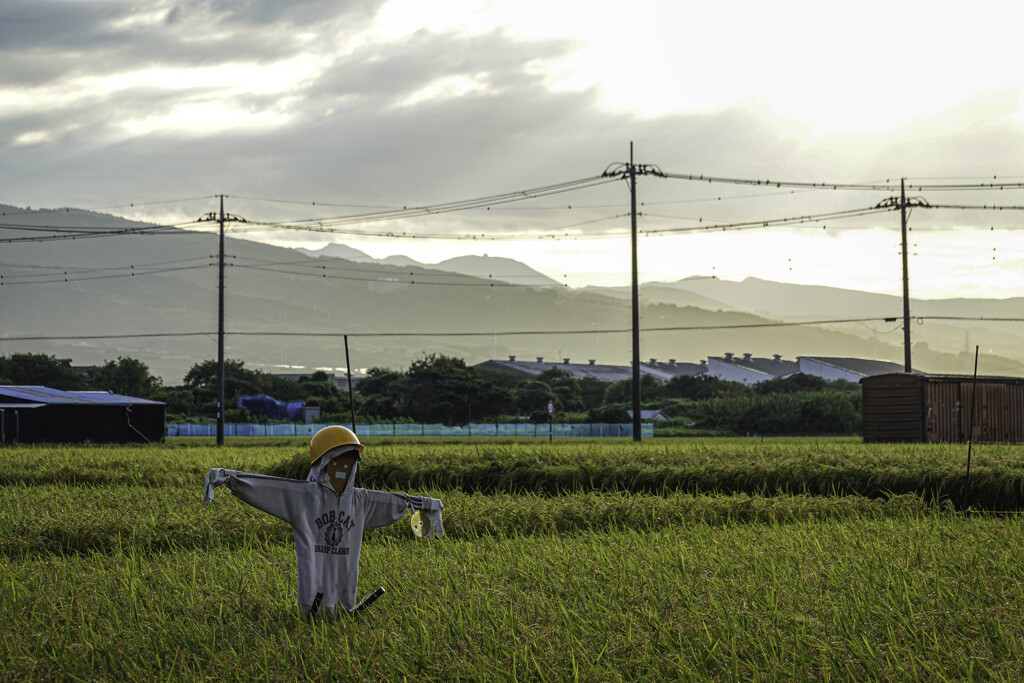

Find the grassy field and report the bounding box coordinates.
[2,437,1024,680]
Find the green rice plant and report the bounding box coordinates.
[0,483,933,559]
[4,437,1023,508]
[2,517,1023,680]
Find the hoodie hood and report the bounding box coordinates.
[308,455,360,499]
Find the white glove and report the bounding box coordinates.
[420,497,444,538]
[203,468,230,503]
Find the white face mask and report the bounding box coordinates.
[324,451,359,494]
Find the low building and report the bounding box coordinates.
[0,385,165,444]
[707,353,798,385]
[627,409,669,421]
[799,356,909,383]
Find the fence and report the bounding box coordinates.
[167,422,654,438]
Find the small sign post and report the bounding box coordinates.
[547,399,554,442]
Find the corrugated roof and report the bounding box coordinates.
[711,355,798,378]
[0,386,163,405]
[800,356,910,377]
[640,360,707,378]
[475,358,688,383]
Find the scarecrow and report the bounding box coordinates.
[203,425,443,618]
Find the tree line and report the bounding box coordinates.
[0,353,862,435]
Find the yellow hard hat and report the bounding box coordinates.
[310,425,364,464]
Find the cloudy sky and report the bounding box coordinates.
[5,0,1024,298]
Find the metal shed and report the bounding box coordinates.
[0,386,166,444]
[861,373,1024,443]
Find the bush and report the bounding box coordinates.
[587,403,631,423]
[689,391,861,436]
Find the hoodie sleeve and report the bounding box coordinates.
[360,490,445,537]
[204,468,309,525]
[360,490,419,528]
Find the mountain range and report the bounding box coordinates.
[2,204,1021,383]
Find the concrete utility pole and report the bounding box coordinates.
[875,180,928,373]
[900,179,912,373]
[198,196,247,446]
[602,145,664,442]
[217,195,226,444]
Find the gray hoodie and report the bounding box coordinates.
[203,462,440,617]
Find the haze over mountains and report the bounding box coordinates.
[298,244,562,286]
[2,205,1022,383]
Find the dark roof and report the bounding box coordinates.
[475,358,696,383]
[800,356,910,377]
[0,386,163,406]
[627,409,669,420]
[711,355,798,378]
[640,360,706,378]
[475,359,635,382]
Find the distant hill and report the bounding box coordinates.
[2,205,1022,382]
[431,255,561,287]
[635,276,1024,369]
[296,244,375,261]
[298,246,560,286]
[581,282,740,313]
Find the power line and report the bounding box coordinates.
[242,176,618,231]
[925,203,1024,211]
[228,262,567,288]
[224,212,630,241]
[225,195,396,210]
[228,255,563,283]
[0,255,214,274]
[639,206,894,235]
[662,172,1024,192]
[0,332,218,341]
[0,224,203,244]
[0,198,214,218]
[7,315,1013,343]
[662,172,897,191]
[0,262,215,286]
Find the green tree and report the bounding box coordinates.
[514,379,553,416]
[358,355,513,424]
[357,367,405,420]
[665,374,749,400]
[753,373,828,395]
[603,374,665,404]
[535,369,585,412]
[0,353,84,390]
[578,376,609,411]
[401,354,481,424]
[162,387,196,417]
[90,357,162,398]
[182,359,266,414]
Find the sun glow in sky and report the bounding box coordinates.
[4,0,1024,298]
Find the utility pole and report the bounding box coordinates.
[197,196,246,446]
[875,181,928,373]
[602,145,664,442]
[899,179,912,373]
[344,334,356,433]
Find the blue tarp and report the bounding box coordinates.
[236,395,304,421]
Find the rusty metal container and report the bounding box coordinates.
[862,373,1024,443]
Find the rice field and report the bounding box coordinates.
[2,437,1024,680]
